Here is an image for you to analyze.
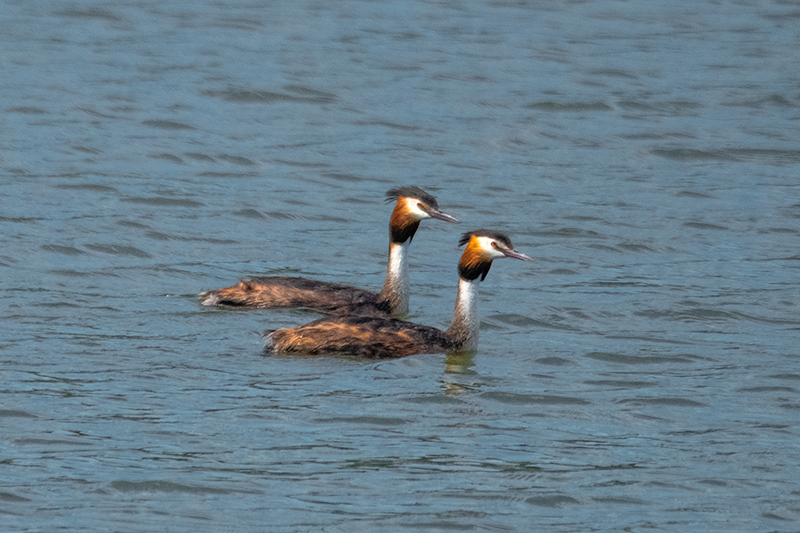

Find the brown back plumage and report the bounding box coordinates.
[266,315,452,358]
[204,276,391,316]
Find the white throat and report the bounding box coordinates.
[379,241,410,314]
[456,278,479,320]
[449,277,480,350]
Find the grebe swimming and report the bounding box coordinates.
[201,187,458,317]
[263,230,532,358]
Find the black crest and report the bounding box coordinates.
[385,186,439,209]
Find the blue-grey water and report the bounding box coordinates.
[2,0,799,531]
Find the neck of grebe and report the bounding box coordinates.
[378,240,410,315]
[445,277,481,350]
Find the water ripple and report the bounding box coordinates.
[481,392,590,405]
[54,7,123,22]
[120,196,204,208]
[525,494,581,508]
[141,120,196,130]
[6,106,48,114]
[585,352,697,364]
[0,492,31,503]
[617,397,706,407]
[652,147,800,163]
[0,409,38,418]
[109,480,238,495]
[40,244,87,255]
[525,101,613,112]
[202,86,336,104]
[83,244,151,258]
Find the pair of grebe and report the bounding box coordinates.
[202,187,531,358]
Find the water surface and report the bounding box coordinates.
[2,0,799,531]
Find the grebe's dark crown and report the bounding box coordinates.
[458,229,514,249]
[385,186,439,209]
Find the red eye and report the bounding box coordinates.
[491,241,498,248]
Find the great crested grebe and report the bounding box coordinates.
[263,230,532,358]
[201,187,458,317]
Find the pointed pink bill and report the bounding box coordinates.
[428,207,459,224]
[502,248,534,262]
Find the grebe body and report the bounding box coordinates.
[201,187,457,317]
[206,276,389,316]
[263,230,532,358]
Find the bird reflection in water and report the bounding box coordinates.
[442,350,477,396]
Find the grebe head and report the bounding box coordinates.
[386,186,459,224]
[457,230,533,281]
[386,186,458,244]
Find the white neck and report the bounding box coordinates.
[378,241,410,314]
[447,277,480,350]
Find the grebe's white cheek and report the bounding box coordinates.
[474,236,507,259]
[490,247,507,259]
[404,197,431,220]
